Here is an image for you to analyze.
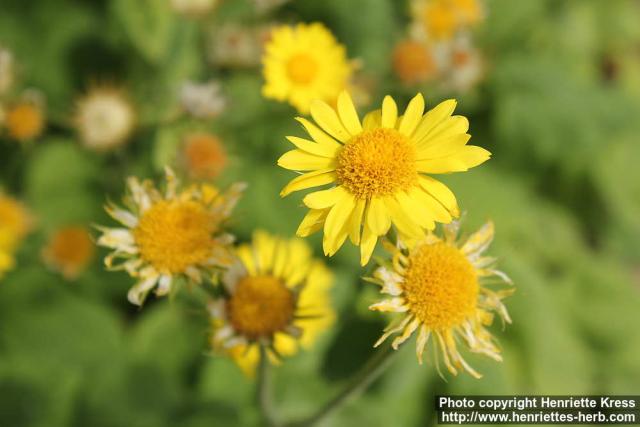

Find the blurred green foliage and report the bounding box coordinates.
[1,0,639,426]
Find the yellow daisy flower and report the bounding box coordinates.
[42,226,95,280]
[209,230,334,376]
[96,167,246,305]
[262,22,353,114]
[5,101,45,142]
[278,91,490,265]
[369,220,513,378]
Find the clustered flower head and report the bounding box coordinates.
[180,132,228,181]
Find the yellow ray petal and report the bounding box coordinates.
[416,134,471,160]
[415,145,491,174]
[295,117,343,149]
[413,99,457,142]
[296,208,329,237]
[324,192,356,242]
[310,100,351,142]
[362,109,382,130]
[303,186,345,209]
[348,198,366,245]
[280,169,337,197]
[398,93,425,136]
[418,176,459,216]
[367,197,391,235]
[381,96,398,128]
[285,136,341,158]
[337,91,362,136]
[360,222,378,266]
[278,149,336,171]
[419,115,469,144]
[461,221,494,256]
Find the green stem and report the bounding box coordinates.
[257,344,281,427]
[286,344,397,427]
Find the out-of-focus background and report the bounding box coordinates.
[1,0,639,426]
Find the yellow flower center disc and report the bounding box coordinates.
[286,53,318,85]
[336,128,418,199]
[402,242,478,330]
[227,275,295,340]
[133,200,215,274]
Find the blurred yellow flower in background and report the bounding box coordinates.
[74,86,135,152]
[262,23,353,113]
[411,0,483,40]
[181,133,227,181]
[5,101,45,142]
[392,39,438,85]
[278,91,490,265]
[42,226,94,280]
[0,193,33,279]
[96,167,246,305]
[209,230,334,376]
[369,220,512,378]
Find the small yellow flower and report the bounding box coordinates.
[74,85,135,152]
[181,133,227,180]
[209,230,334,376]
[97,167,246,305]
[262,23,353,113]
[392,39,438,85]
[278,91,490,265]
[5,101,45,142]
[369,220,513,378]
[42,226,95,279]
[411,0,483,41]
[0,193,33,279]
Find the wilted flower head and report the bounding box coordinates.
[262,23,353,113]
[180,80,226,119]
[97,167,246,305]
[74,85,135,151]
[5,94,46,142]
[42,226,94,280]
[208,24,270,68]
[278,91,490,265]
[209,230,334,376]
[447,36,484,92]
[369,220,513,378]
[181,132,227,181]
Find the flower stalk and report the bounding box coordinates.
[257,344,281,427]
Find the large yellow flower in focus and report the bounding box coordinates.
[209,230,334,376]
[262,23,353,114]
[369,220,513,378]
[278,91,490,265]
[96,167,245,305]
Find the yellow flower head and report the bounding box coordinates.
[262,23,353,113]
[181,133,227,181]
[209,230,334,376]
[97,167,246,305]
[5,101,45,142]
[42,226,95,280]
[411,0,483,40]
[369,220,513,378]
[278,91,490,265]
[0,193,33,279]
[74,85,135,152]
